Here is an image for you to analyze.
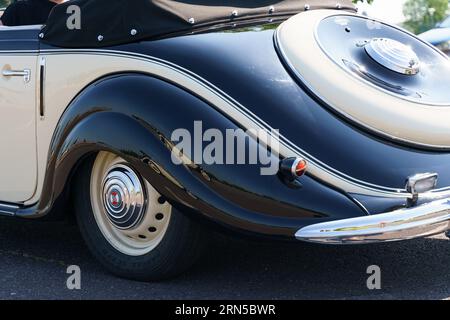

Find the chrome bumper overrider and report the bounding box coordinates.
[296,198,450,244]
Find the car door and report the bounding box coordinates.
[0,26,39,203]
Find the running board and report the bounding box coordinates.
[0,203,19,216]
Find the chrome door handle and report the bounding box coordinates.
[2,69,31,83]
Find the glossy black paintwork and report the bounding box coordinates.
[28,74,364,237]
[106,28,450,191]
[1,20,449,235]
[0,27,40,50]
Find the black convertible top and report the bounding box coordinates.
[41,0,356,48]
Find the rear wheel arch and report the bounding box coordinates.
[34,72,217,218]
[33,71,257,220]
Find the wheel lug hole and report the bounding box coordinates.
[138,235,147,239]
[148,227,157,233]
[157,196,166,204]
[155,213,164,221]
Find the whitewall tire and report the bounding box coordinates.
[74,152,206,281]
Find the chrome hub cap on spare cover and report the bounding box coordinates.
[365,38,420,75]
[91,152,172,256]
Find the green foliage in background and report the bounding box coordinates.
[403,0,449,34]
[0,0,11,9]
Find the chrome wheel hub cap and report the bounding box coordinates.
[91,152,172,256]
[365,38,420,75]
[102,165,146,230]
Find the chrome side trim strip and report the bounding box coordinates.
[39,56,46,118]
[38,48,416,199]
[296,198,450,244]
[0,50,39,55]
[25,47,450,201]
[0,203,19,216]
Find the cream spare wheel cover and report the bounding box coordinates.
[276,10,450,149]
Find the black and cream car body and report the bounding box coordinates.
[1,0,450,281]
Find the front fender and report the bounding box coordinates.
[28,73,365,238]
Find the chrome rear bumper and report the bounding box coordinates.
[296,198,450,244]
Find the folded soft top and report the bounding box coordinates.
[40,0,356,48]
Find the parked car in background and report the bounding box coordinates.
[419,16,450,55]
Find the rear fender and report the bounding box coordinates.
[26,73,365,238]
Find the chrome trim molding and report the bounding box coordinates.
[39,48,415,199]
[39,56,46,118]
[0,202,19,216]
[296,198,450,244]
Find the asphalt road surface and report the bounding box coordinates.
[1,214,450,300]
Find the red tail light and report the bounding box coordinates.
[279,157,308,179]
[293,159,307,177]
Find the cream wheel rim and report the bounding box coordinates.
[90,152,172,256]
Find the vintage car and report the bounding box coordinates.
[1,0,450,281]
